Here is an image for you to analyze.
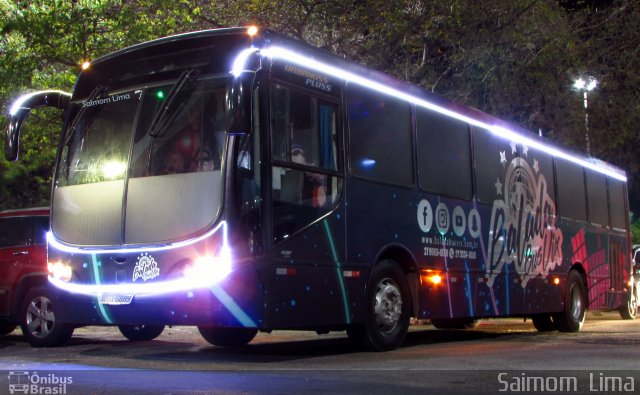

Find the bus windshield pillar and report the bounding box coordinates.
[226,74,254,135]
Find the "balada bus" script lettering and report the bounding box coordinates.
[486,156,563,287]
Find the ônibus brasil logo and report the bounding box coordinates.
[8,371,72,394]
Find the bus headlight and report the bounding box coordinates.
[183,251,232,284]
[48,261,73,282]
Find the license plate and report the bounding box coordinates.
[100,293,134,305]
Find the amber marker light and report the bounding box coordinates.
[421,269,443,286]
[81,61,91,70]
[247,26,258,36]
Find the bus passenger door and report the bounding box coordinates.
[265,81,347,329]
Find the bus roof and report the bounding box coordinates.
[84,27,627,181]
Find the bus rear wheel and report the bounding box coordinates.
[619,288,638,320]
[118,324,165,341]
[531,314,557,332]
[349,260,410,351]
[554,271,587,332]
[198,327,258,347]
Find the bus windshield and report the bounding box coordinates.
[52,75,228,246]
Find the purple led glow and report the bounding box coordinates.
[47,221,232,296]
[231,47,259,77]
[48,255,231,296]
[47,221,227,254]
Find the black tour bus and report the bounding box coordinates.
[5,27,633,350]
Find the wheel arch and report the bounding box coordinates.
[568,262,589,310]
[373,243,419,317]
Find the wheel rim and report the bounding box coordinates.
[629,291,638,316]
[374,278,402,333]
[26,296,55,339]
[570,284,583,322]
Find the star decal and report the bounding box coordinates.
[495,178,503,195]
[522,145,529,156]
[510,142,517,154]
[499,150,507,165]
[533,159,540,173]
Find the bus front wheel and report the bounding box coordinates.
[431,318,479,329]
[349,259,411,351]
[198,327,258,347]
[554,271,587,332]
[118,324,165,341]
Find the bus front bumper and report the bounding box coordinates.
[48,269,263,328]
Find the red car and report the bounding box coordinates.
[0,207,73,346]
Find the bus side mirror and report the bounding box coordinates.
[226,74,254,135]
[5,90,71,161]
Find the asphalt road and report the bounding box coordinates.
[1,312,640,394]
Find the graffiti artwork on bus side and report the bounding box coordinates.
[486,146,563,287]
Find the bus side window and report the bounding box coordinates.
[586,170,609,227]
[416,108,471,200]
[608,178,627,230]
[472,127,516,203]
[346,83,412,187]
[555,160,587,221]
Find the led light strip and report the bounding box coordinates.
[252,46,626,182]
[48,271,228,296]
[231,47,259,77]
[47,221,227,254]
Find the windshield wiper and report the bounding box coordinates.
[147,68,200,138]
[64,85,108,146]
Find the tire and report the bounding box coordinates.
[619,286,638,320]
[531,314,557,332]
[20,286,74,347]
[554,271,587,332]
[348,259,411,351]
[198,327,258,347]
[118,324,165,341]
[0,324,17,335]
[431,318,479,330]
